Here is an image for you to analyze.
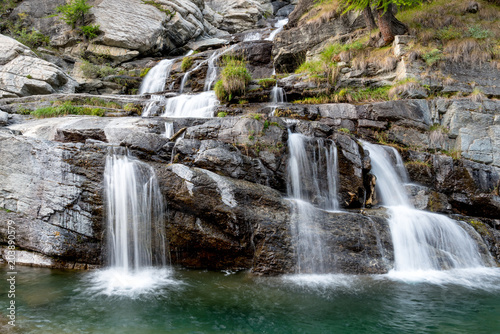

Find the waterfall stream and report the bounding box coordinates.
[104,148,167,270]
[138,59,175,95]
[362,142,492,273]
[287,131,339,273]
[96,148,173,295]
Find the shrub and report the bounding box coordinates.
[80,60,117,79]
[215,80,230,102]
[181,57,193,72]
[422,49,443,66]
[215,55,252,102]
[14,28,49,49]
[55,0,92,29]
[467,25,492,39]
[258,78,277,88]
[80,24,100,39]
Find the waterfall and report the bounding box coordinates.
[162,91,218,118]
[204,50,221,91]
[266,18,289,41]
[104,148,167,271]
[138,59,175,95]
[362,142,490,272]
[164,122,174,139]
[243,32,262,41]
[142,95,167,117]
[287,131,339,273]
[270,82,286,116]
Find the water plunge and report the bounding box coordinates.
[287,131,339,273]
[362,142,491,273]
[104,148,167,271]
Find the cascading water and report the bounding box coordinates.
[266,18,289,41]
[287,131,339,273]
[93,148,174,295]
[105,148,167,270]
[164,122,174,139]
[269,80,286,116]
[362,142,492,274]
[138,59,175,95]
[162,91,218,118]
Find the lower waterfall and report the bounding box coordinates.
[90,148,176,296]
[362,142,493,274]
[287,131,339,273]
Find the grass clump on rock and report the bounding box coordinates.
[215,55,252,103]
[32,102,105,118]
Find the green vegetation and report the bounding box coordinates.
[296,40,365,84]
[31,102,105,118]
[80,60,117,79]
[470,87,487,102]
[124,103,142,115]
[217,112,228,117]
[13,28,50,49]
[338,128,351,134]
[214,55,252,103]
[55,0,92,29]
[141,0,175,18]
[80,24,100,39]
[468,220,492,237]
[258,78,277,88]
[181,57,194,72]
[422,48,443,66]
[140,68,151,78]
[293,86,391,104]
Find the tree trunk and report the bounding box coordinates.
[363,5,377,30]
[376,4,408,46]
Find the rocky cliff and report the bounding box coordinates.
[0,0,499,273]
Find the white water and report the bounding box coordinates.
[142,95,167,117]
[139,59,175,95]
[287,131,339,273]
[104,149,167,271]
[362,141,491,273]
[164,122,174,139]
[161,91,218,118]
[266,18,289,41]
[101,149,170,295]
[204,50,221,91]
[243,32,262,41]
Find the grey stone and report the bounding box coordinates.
[0,34,78,97]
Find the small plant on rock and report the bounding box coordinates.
[55,0,92,29]
[215,55,252,103]
[80,24,100,39]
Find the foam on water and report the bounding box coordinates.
[385,267,500,290]
[86,267,182,297]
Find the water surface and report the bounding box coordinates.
[1,266,500,333]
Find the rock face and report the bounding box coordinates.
[0,35,78,98]
[0,114,395,275]
[0,131,106,268]
[206,0,273,33]
[273,1,364,72]
[92,0,171,54]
